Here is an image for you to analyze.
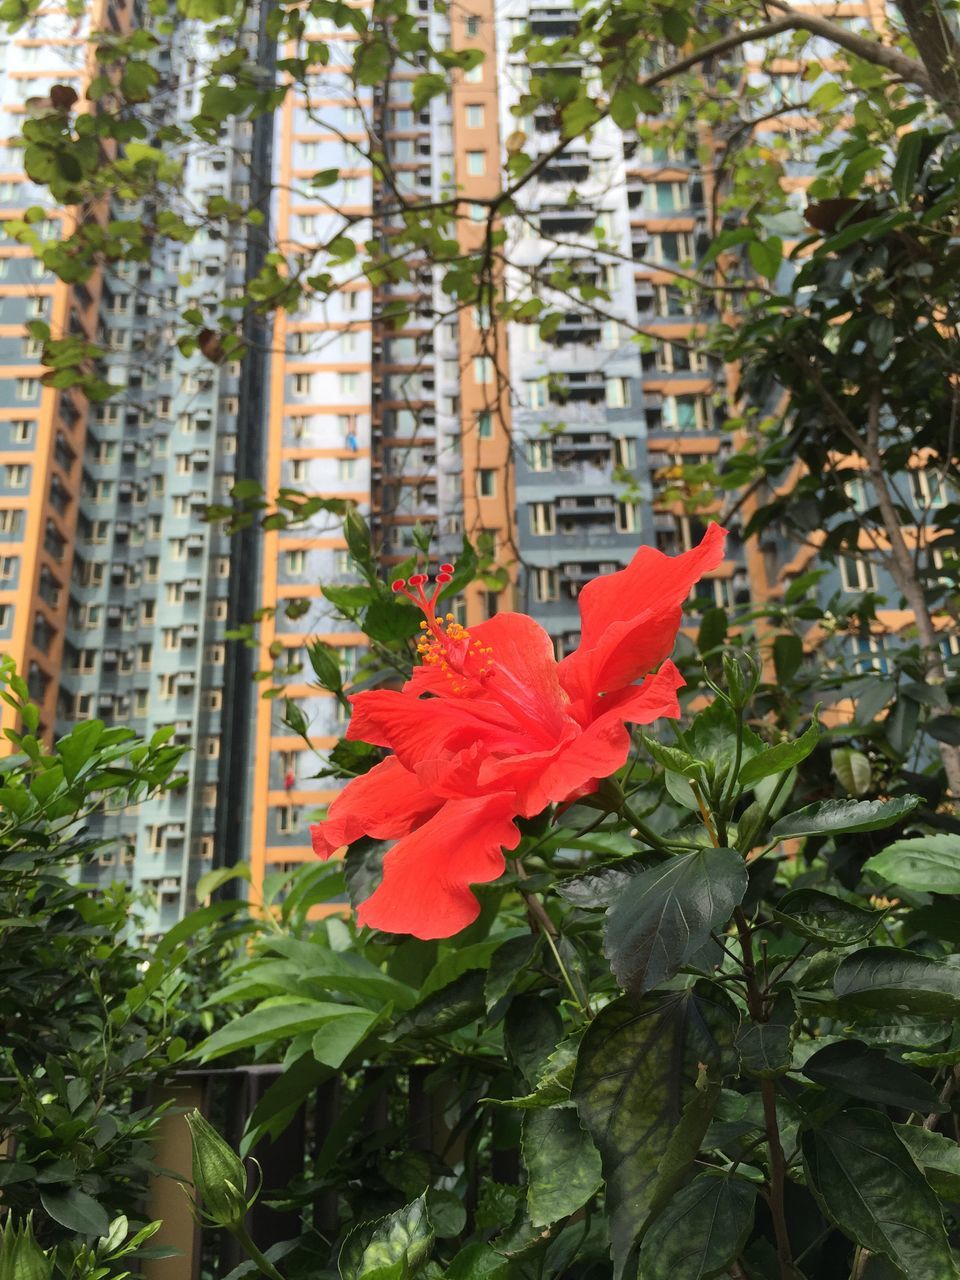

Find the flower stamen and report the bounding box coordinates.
[392,562,493,690]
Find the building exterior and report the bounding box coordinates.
[0,0,928,923]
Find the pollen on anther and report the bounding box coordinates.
[436,572,452,584]
[440,562,455,573]
[408,573,428,586]
[391,579,405,592]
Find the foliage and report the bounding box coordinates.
[174,536,960,1280]
[0,662,243,1272]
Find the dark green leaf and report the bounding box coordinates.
[803,1040,946,1113]
[773,634,803,684]
[736,991,796,1077]
[637,1173,756,1280]
[771,796,919,840]
[604,847,747,994]
[339,1193,435,1280]
[572,985,739,1278]
[522,1107,602,1227]
[199,1001,370,1061]
[385,970,485,1041]
[895,1124,960,1199]
[774,888,883,946]
[923,715,960,746]
[864,835,960,894]
[803,1109,954,1278]
[40,1188,110,1237]
[834,948,960,1018]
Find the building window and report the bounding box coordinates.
[466,104,484,127]
[202,736,221,758]
[15,378,38,400]
[616,502,640,533]
[526,440,552,471]
[464,62,483,83]
[338,458,357,482]
[527,379,549,409]
[530,502,555,535]
[278,806,301,833]
[466,151,486,176]
[339,372,358,394]
[911,468,947,509]
[477,468,496,498]
[477,411,493,439]
[465,14,480,35]
[469,203,486,222]
[534,567,559,602]
[5,465,28,489]
[605,378,630,409]
[294,373,312,395]
[285,550,306,575]
[839,556,878,593]
[206,644,225,664]
[474,355,493,384]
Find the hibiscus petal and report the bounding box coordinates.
[558,524,726,709]
[518,661,686,814]
[405,612,571,742]
[309,756,442,858]
[356,793,522,939]
[347,688,526,773]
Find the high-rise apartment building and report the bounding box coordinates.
[2,0,929,920]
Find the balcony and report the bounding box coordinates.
[539,205,596,236]
[546,314,602,346]
[550,372,606,403]
[540,153,592,184]
[529,6,578,35]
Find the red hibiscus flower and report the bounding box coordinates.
[310,525,727,939]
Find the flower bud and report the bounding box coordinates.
[0,1213,53,1280]
[721,651,761,710]
[185,1110,250,1230]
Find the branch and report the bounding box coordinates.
[763,0,935,99]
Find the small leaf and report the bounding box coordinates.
[863,835,960,894]
[803,1040,946,1113]
[522,1107,602,1227]
[40,1188,111,1237]
[895,1124,960,1199]
[834,947,960,1018]
[637,1173,756,1280]
[774,888,883,946]
[803,1109,954,1279]
[771,795,919,840]
[831,748,871,796]
[339,1193,435,1280]
[739,720,819,788]
[603,847,747,995]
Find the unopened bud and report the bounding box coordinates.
[0,1213,53,1280]
[185,1110,250,1230]
[721,650,761,709]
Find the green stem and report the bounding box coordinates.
[621,803,679,858]
[231,1224,288,1280]
[511,859,592,1018]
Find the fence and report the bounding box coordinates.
[145,1064,521,1279]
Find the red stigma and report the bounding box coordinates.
[440,562,455,573]
[392,579,406,592]
[408,573,428,586]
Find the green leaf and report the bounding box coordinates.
[259,936,416,1008]
[55,720,105,782]
[339,1193,435,1280]
[444,1242,509,1280]
[384,970,485,1041]
[572,985,739,1278]
[40,1187,110,1237]
[863,835,960,894]
[736,991,796,1077]
[739,720,820,787]
[773,634,803,683]
[195,863,251,900]
[637,1173,756,1280]
[834,948,960,1019]
[312,1010,378,1069]
[747,236,782,279]
[603,847,747,994]
[522,1107,602,1227]
[832,747,872,796]
[895,1124,960,1199]
[802,1109,955,1279]
[770,795,919,840]
[198,1001,372,1061]
[773,888,883,946]
[802,1040,946,1113]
